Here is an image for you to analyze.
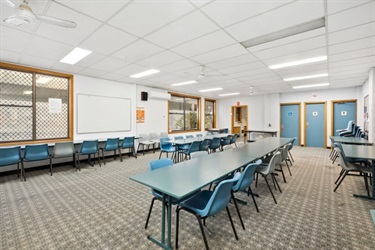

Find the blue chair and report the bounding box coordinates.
[196,134,203,138]
[288,137,297,163]
[77,140,101,170]
[230,134,239,147]
[183,141,201,160]
[99,138,122,165]
[220,135,232,150]
[199,139,211,152]
[0,146,22,179]
[175,172,241,249]
[22,144,51,180]
[186,135,194,139]
[121,137,137,159]
[208,137,221,153]
[159,137,176,161]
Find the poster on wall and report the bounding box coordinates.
[364,95,369,132]
[136,107,145,123]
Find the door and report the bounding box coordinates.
[305,102,326,147]
[231,105,248,137]
[280,103,300,145]
[332,100,356,136]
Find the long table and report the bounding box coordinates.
[330,136,372,145]
[244,129,278,143]
[341,144,375,200]
[129,137,293,249]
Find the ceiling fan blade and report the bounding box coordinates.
[36,15,77,28]
[1,0,17,9]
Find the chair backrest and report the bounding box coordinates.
[160,132,168,138]
[336,148,352,171]
[174,136,184,140]
[186,141,201,154]
[190,151,208,159]
[186,135,194,139]
[230,134,238,143]
[104,138,120,151]
[199,139,211,151]
[288,137,296,150]
[53,142,75,158]
[196,134,203,138]
[232,160,262,192]
[222,135,231,145]
[280,145,289,161]
[121,137,135,148]
[138,134,149,143]
[264,151,281,174]
[149,133,159,141]
[80,140,99,154]
[206,132,213,136]
[0,146,21,167]
[212,131,219,135]
[160,137,173,150]
[203,172,241,217]
[209,137,221,149]
[24,144,50,161]
[148,158,174,171]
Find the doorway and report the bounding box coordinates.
[231,105,248,139]
[304,102,326,147]
[280,103,301,146]
[331,100,357,136]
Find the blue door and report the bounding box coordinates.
[281,104,300,145]
[333,101,356,136]
[305,103,325,147]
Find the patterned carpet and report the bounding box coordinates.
[0,146,374,250]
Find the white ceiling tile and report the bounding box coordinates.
[263,47,327,66]
[330,64,373,74]
[329,56,375,69]
[24,35,73,60]
[57,0,131,22]
[100,72,128,81]
[108,0,194,37]
[113,39,164,63]
[78,67,108,78]
[171,30,237,57]
[190,0,214,8]
[328,22,375,45]
[329,47,375,62]
[35,1,102,46]
[19,55,56,70]
[144,10,219,48]
[191,44,249,64]
[207,54,259,70]
[90,57,130,71]
[329,37,375,55]
[75,53,106,68]
[162,59,198,73]
[328,2,375,32]
[52,63,85,74]
[226,0,324,42]
[137,50,184,68]
[79,24,137,55]
[327,0,372,15]
[275,62,328,77]
[0,25,33,53]
[114,64,150,76]
[0,49,22,63]
[202,1,293,27]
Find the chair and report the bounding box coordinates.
[121,137,137,159]
[182,141,201,160]
[137,134,155,155]
[208,137,221,153]
[186,135,194,139]
[230,134,239,147]
[288,137,297,162]
[22,144,52,180]
[99,138,122,165]
[336,120,354,133]
[175,136,189,161]
[196,134,203,138]
[77,140,101,170]
[199,139,211,152]
[222,145,233,151]
[334,148,371,196]
[149,132,160,149]
[159,137,176,161]
[255,152,282,204]
[206,132,212,136]
[277,145,292,182]
[220,135,232,150]
[0,146,22,179]
[190,151,208,159]
[232,160,262,229]
[52,142,77,170]
[175,172,241,250]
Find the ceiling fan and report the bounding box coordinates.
[186,65,226,80]
[2,0,77,28]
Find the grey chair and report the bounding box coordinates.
[52,142,77,172]
[137,133,155,155]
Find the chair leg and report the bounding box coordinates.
[288,151,294,162]
[272,173,282,193]
[334,171,348,192]
[145,197,157,229]
[334,169,345,184]
[225,206,239,241]
[101,149,106,165]
[118,148,123,162]
[17,162,20,178]
[49,158,52,176]
[159,150,163,159]
[278,164,287,183]
[21,160,26,181]
[97,152,101,167]
[285,160,292,176]
[264,175,277,204]
[364,173,370,197]
[248,186,259,212]
[231,192,245,230]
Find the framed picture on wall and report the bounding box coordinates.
[364,95,369,132]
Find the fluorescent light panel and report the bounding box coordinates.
[219,93,240,96]
[199,88,223,92]
[130,69,160,78]
[60,47,92,65]
[269,56,327,69]
[293,83,329,89]
[171,80,197,86]
[284,73,328,82]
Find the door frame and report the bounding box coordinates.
[331,99,357,136]
[304,101,327,148]
[231,105,248,138]
[280,102,302,146]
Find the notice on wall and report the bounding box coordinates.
[136,107,145,123]
[341,111,347,116]
[313,111,318,116]
[48,98,62,113]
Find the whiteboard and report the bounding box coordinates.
[77,94,131,133]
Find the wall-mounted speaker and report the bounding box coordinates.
[141,91,148,101]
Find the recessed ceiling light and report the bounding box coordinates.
[269,56,327,69]
[130,69,160,78]
[219,93,240,96]
[171,80,197,86]
[199,88,223,92]
[284,73,328,82]
[23,90,32,95]
[293,83,329,89]
[60,47,92,65]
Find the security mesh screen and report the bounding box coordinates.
[0,68,70,142]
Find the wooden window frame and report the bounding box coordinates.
[204,98,216,130]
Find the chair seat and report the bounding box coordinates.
[180,190,212,214]
[346,162,372,173]
[153,189,200,205]
[255,163,268,174]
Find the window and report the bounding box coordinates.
[169,93,200,132]
[0,63,73,145]
[204,99,216,130]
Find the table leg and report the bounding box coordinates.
[353,160,375,200]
